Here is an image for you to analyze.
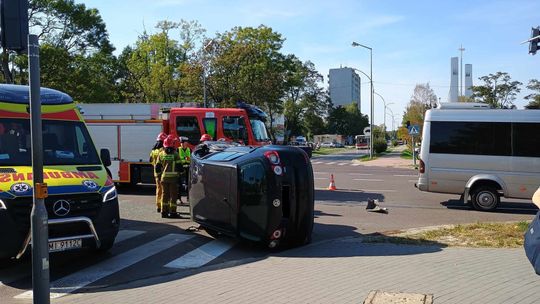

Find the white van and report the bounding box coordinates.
[416,103,540,211]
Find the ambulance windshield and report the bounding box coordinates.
[0,118,101,166]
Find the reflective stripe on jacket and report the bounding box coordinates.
[158,150,181,182]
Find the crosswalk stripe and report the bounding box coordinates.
[337,163,347,166]
[326,162,336,165]
[0,230,144,287]
[114,229,145,244]
[165,239,237,269]
[352,163,361,166]
[15,233,194,299]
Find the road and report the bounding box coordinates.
[1,150,537,303]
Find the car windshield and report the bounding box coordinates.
[249,119,269,142]
[0,118,101,166]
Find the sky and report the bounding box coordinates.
[84,0,540,129]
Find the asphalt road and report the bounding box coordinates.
[1,150,537,302]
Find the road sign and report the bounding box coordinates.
[408,125,420,136]
[363,126,371,135]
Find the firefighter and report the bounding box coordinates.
[150,132,167,213]
[157,135,182,218]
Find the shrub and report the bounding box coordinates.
[391,139,398,147]
[373,138,388,154]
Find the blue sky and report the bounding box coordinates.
[85,0,540,127]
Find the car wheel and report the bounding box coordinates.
[471,186,500,211]
[94,237,115,253]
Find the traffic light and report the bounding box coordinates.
[0,0,29,53]
[530,27,540,55]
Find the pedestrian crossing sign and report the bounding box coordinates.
[408,125,420,135]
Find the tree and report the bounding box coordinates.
[401,83,437,137]
[2,0,119,103]
[525,79,540,109]
[326,104,368,137]
[471,72,522,108]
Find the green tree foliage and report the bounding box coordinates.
[401,83,437,137]
[1,0,118,102]
[282,57,328,142]
[326,103,368,137]
[524,79,540,109]
[471,72,522,109]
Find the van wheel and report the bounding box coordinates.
[471,186,500,211]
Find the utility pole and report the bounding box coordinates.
[458,45,465,98]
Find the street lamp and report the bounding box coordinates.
[385,106,396,139]
[352,41,374,159]
[202,39,214,108]
[373,92,393,135]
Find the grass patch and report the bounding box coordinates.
[364,222,531,248]
[401,150,413,159]
[312,147,350,156]
[357,150,392,162]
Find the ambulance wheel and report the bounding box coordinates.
[95,238,115,253]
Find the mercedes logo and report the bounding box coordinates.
[82,180,98,189]
[53,200,71,217]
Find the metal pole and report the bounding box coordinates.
[369,49,373,159]
[203,69,207,108]
[412,136,417,167]
[28,34,50,304]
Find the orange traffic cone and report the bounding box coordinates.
[328,174,337,191]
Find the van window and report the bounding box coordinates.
[0,118,100,166]
[430,121,511,156]
[203,118,216,140]
[176,116,201,145]
[222,116,248,143]
[512,123,540,157]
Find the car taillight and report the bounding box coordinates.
[264,151,280,165]
[419,159,425,174]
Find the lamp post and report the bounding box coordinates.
[373,92,393,135]
[352,41,373,159]
[202,39,214,108]
[385,106,395,139]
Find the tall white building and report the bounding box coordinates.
[328,67,361,112]
[449,57,459,102]
[465,64,473,97]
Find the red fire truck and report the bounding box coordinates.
[82,102,270,185]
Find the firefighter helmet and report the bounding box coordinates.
[200,134,212,142]
[156,132,167,141]
[163,135,178,148]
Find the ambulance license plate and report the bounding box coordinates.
[48,239,82,252]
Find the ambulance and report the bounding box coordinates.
[0,84,119,259]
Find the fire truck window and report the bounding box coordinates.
[176,116,201,145]
[222,116,248,144]
[203,118,216,140]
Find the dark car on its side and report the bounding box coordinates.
[189,142,314,248]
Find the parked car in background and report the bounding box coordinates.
[320,142,334,147]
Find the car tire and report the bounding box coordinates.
[94,237,115,253]
[471,186,500,211]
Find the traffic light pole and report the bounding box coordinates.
[28,33,50,304]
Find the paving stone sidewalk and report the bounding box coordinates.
[55,237,540,304]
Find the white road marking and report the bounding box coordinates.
[314,177,329,180]
[15,234,194,299]
[311,161,323,164]
[0,230,144,287]
[353,179,384,182]
[114,229,145,244]
[348,173,373,176]
[393,174,417,177]
[165,239,237,269]
[326,162,336,165]
[337,163,347,166]
[408,179,417,182]
[352,163,361,166]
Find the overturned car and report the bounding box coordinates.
[189,142,314,248]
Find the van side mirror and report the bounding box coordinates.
[100,149,111,167]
